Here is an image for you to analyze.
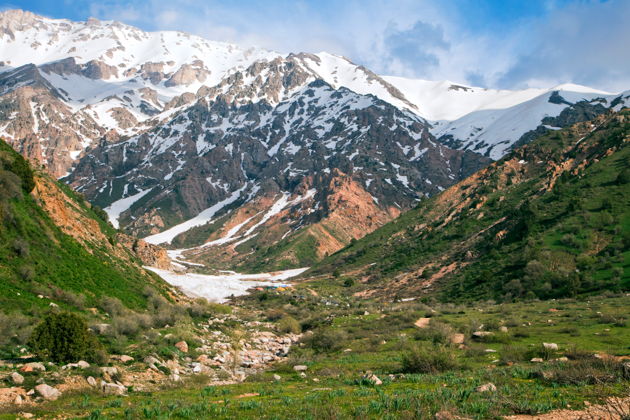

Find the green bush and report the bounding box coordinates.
[401,345,461,374]
[277,316,301,334]
[303,328,347,353]
[28,312,106,363]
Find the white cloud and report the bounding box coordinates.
[83,0,630,92]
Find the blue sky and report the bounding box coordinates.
[2,0,629,92]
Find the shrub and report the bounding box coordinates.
[265,308,286,322]
[534,358,629,385]
[499,345,529,364]
[11,238,29,257]
[99,296,125,317]
[343,277,355,287]
[303,328,347,353]
[277,316,301,334]
[17,265,35,282]
[28,312,106,363]
[187,298,230,318]
[413,321,453,345]
[615,168,630,185]
[0,313,34,346]
[401,345,461,374]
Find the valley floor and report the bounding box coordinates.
[1,293,629,419]
[145,266,308,303]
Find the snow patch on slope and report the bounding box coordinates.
[144,185,247,244]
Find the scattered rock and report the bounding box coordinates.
[543,343,558,350]
[175,341,189,353]
[499,326,508,333]
[555,357,569,362]
[91,324,111,335]
[363,372,382,385]
[119,355,134,363]
[20,362,45,372]
[19,413,34,419]
[10,372,24,385]
[86,376,97,387]
[144,356,161,366]
[100,366,119,378]
[472,331,493,338]
[102,382,126,395]
[450,333,465,344]
[35,384,61,401]
[475,383,497,393]
[531,358,544,363]
[273,374,281,381]
[14,394,23,405]
[78,360,90,369]
[293,365,308,372]
[414,317,431,328]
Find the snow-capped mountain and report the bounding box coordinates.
[1,9,627,172]
[384,76,630,159]
[66,80,488,269]
[0,9,628,270]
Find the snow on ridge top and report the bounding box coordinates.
[0,8,280,72]
[382,75,623,122]
[550,83,614,95]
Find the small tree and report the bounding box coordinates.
[28,312,105,363]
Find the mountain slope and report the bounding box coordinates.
[67,80,489,270]
[0,138,170,311]
[313,109,630,301]
[384,75,630,159]
[2,9,627,180]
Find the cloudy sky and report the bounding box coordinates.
[3,0,629,92]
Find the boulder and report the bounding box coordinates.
[543,343,558,350]
[102,382,126,395]
[20,362,46,372]
[499,326,508,333]
[10,372,24,385]
[175,341,189,353]
[293,365,308,372]
[91,324,111,335]
[86,376,98,387]
[450,333,465,345]
[77,360,90,369]
[119,355,134,364]
[363,372,382,386]
[144,356,161,366]
[273,374,281,381]
[475,383,497,393]
[100,367,119,377]
[35,384,61,400]
[531,358,544,363]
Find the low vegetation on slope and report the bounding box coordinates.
[313,110,630,302]
[0,138,203,360]
[0,139,167,312]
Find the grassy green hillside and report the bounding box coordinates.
[312,110,630,302]
[0,139,166,312]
